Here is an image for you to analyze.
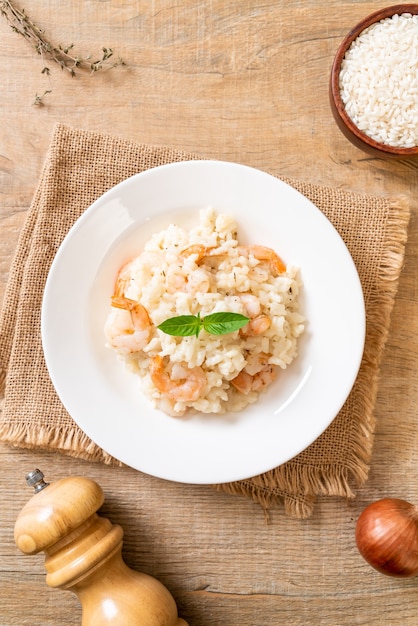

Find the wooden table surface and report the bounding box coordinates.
[1,2,418,624]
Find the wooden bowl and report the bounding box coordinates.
[329,4,418,158]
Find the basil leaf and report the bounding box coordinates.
[157,312,250,337]
[202,312,249,335]
[157,315,201,336]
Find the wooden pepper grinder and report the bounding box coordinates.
[14,469,188,626]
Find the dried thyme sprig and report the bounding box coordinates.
[0,0,125,76]
[33,89,51,106]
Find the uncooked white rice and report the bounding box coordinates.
[339,13,418,148]
[104,208,304,417]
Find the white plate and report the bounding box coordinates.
[42,160,365,484]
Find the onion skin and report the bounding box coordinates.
[355,498,418,577]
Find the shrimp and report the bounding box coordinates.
[104,295,152,354]
[179,244,217,263]
[239,293,261,318]
[185,268,211,293]
[149,355,207,402]
[238,294,271,336]
[231,362,277,395]
[165,265,187,293]
[240,314,271,336]
[243,351,271,375]
[105,258,152,354]
[179,244,230,265]
[113,259,136,298]
[237,244,286,275]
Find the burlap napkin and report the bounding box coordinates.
[0,124,410,518]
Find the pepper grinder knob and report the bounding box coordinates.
[25,468,49,492]
[14,470,188,625]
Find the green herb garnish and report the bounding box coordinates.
[157,312,249,338]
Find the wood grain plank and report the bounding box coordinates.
[1,1,418,624]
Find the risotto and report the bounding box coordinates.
[104,209,304,416]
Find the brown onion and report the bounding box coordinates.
[355,498,418,577]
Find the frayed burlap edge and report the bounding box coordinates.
[0,421,122,466]
[216,195,410,518]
